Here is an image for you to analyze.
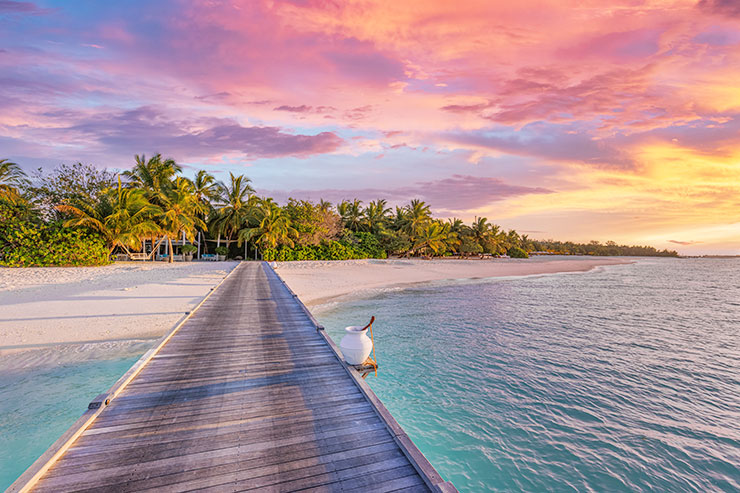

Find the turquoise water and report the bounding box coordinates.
[319,258,740,492]
[0,341,151,490]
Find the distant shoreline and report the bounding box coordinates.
[679,255,740,258]
[276,257,634,307]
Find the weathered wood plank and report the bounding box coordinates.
[48,417,388,478]
[79,389,367,429]
[36,429,398,491]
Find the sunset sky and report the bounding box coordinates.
[2,0,739,254]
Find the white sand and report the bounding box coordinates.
[276,257,633,307]
[0,262,239,354]
[0,257,631,355]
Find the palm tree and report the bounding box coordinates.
[441,221,460,253]
[363,199,390,234]
[238,200,297,251]
[211,173,256,247]
[404,199,432,238]
[339,199,363,231]
[58,178,161,255]
[187,170,222,255]
[318,199,333,213]
[470,217,491,245]
[123,154,182,258]
[391,206,408,231]
[190,170,222,212]
[123,154,181,200]
[158,178,207,263]
[0,159,30,202]
[520,233,533,252]
[413,221,448,257]
[447,218,468,236]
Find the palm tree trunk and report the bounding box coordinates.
[168,236,174,263]
[151,235,155,261]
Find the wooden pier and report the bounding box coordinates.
[10,262,455,492]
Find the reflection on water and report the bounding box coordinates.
[319,258,740,492]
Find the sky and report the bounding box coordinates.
[1,0,739,254]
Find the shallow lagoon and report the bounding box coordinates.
[0,341,152,490]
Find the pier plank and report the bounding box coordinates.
[17,262,451,492]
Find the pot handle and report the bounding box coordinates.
[361,316,375,331]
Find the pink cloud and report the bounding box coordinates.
[274,104,313,113]
[669,240,702,245]
[697,0,740,17]
[24,106,344,160]
[0,1,46,14]
[260,174,552,212]
[442,101,494,113]
[559,28,664,61]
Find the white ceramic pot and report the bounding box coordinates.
[339,326,373,365]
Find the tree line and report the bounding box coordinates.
[0,157,678,266]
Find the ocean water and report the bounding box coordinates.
[319,258,740,492]
[0,340,152,490]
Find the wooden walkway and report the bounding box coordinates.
[12,262,454,492]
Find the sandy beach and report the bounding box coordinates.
[0,262,239,354]
[0,257,630,354]
[276,257,632,306]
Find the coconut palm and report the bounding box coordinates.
[190,170,222,212]
[390,206,408,230]
[123,154,183,258]
[470,216,491,244]
[0,159,30,202]
[58,178,161,255]
[364,199,390,234]
[123,154,181,200]
[338,199,363,231]
[520,233,533,252]
[403,199,432,238]
[413,221,448,257]
[447,218,468,236]
[188,170,222,250]
[238,200,297,250]
[211,173,256,246]
[441,221,460,253]
[158,178,207,263]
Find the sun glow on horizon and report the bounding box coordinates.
[1,0,739,254]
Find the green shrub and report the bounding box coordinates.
[345,231,387,259]
[214,246,228,256]
[460,237,483,255]
[507,246,529,258]
[181,244,197,254]
[261,235,387,262]
[0,201,110,267]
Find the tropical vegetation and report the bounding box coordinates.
[0,156,679,266]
